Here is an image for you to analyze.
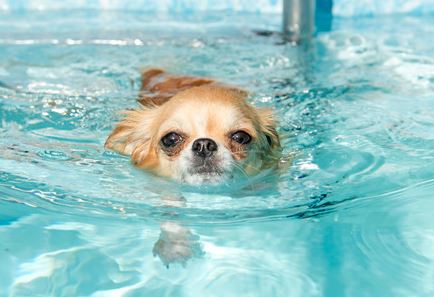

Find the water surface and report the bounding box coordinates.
[1,11,434,297]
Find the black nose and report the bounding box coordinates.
[192,138,217,158]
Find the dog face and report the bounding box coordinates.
[106,86,279,184]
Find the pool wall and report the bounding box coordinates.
[0,0,433,16]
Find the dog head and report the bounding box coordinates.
[105,86,279,184]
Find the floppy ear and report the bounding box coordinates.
[138,68,215,107]
[256,107,280,149]
[137,93,173,107]
[138,68,172,107]
[105,107,159,167]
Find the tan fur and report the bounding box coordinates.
[105,69,280,182]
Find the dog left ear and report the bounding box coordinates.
[257,107,280,149]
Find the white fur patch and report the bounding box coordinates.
[176,138,233,185]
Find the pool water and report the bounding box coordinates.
[1,10,434,297]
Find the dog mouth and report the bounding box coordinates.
[183,159,227,184]
[190,162,224,176]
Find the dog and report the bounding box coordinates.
[105,69,280,185]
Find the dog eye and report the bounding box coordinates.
[231,131,252,145]
[161,132,183,147]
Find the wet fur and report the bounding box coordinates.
[105,68,280,182]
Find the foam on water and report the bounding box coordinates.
[0,10,434,297]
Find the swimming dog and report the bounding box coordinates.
[105,69,280,184]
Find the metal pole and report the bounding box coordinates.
[283,0,315,42]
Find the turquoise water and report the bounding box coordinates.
[1,10,434,296]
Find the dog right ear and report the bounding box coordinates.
[137,93,174,107]
[138,68,214,107]
[138,68,173,107]
[104,107,157,159]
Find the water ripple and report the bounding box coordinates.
[1,11,434,295]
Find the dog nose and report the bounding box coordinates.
[192,138,217,158]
